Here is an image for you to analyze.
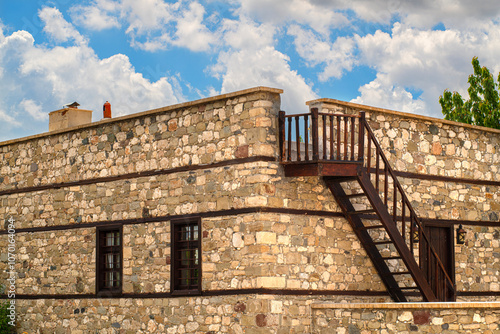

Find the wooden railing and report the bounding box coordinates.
[279,108,364,163]
[363,121,456,301]
[278,108,456,301]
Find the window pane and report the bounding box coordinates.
[106,253,114,269]
[99,228,121,292]
[173,220,200,291]
[193,225,198,240]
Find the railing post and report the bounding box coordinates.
[278,110,285,161]
[311,108,319,161]
[295,116,301,161]
[358,111,365,161]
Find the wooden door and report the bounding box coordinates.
[421,225,455,301]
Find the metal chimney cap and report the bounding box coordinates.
[64,102,80,108]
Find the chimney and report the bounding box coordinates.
[48,102,93,131]
[103,101,111,119]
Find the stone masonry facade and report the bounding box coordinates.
[0,87,499,332]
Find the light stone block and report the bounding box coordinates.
[256,231,276,244]
[256,276,286,288]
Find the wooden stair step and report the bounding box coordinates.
[392,271,411,275]
[373,240,393,245]
[358,225,384,230]
[326,180,409,302]
[345,192,366,198]
[346,209,376,215]
[400,287,420,290]
[382,256,402,260]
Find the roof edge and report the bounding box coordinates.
[307,98,500,135]
[0,86,283,147]
[48,107,93,115]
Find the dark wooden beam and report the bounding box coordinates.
[0,207,345,235]
[375,169,500,187]
[4,289,500,300]
[283,163,320,177]
[0,288,390,300]
[319,163,361,177]
[283,162,362,177]
[0,156,277,196]
[357,214,500,228]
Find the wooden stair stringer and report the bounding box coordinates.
[355,169,438,302]
[325,177,407,302]
[324,169,439,302]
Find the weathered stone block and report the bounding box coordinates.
[256,231,276,244]
[256,277,285,288]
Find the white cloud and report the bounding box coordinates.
[323,0,500,29]
[19,45,181,116]
[0,11,183,141]
[211,15,317,112]
[288,25,356,81]
[351,22,500,117]
[0,21,5,41]
[234,0,500,34]
[395,0,500,29]
[212,46,317,112]
[39,7,87,45]
[0,108,21,127]
[70,0,121,31]
[70,0,216,52]
[20,99,47,121]
[236,0,349,35]
[172,1,216,51]
[351,74,427,115]
[122,0,174,35]
[221,17,275,50]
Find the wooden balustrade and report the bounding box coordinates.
[279,108,362,163]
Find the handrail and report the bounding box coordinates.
[279,108,363,163]
[362,116,456,301]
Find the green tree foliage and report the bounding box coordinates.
[0,285,13,334]
[439,57,500,129]
[0,302,12,334]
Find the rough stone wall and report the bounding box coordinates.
[124,222,170,294]
[0,161,342,231]
[16,295,386,333]
[202,213,383,291]
[310,100,500,222]
[309,100,500,297]
[1,88,499,332]
[0,88,281,192]
[398,178,500,221]
[312,304,500,333]
[0,229,95,295]
[0,213,386,297]
[455,226,500,294]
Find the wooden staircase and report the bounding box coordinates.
[279,109,456,302]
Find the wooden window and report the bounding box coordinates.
[171,218,201,294]
[96,226,122,295]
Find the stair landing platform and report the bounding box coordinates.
[281,161,363,177]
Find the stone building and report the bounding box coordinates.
[0,86,499,333]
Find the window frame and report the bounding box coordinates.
[96,225,123,296]
[170,217,202,295]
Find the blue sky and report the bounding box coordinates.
[1,0,500,141]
